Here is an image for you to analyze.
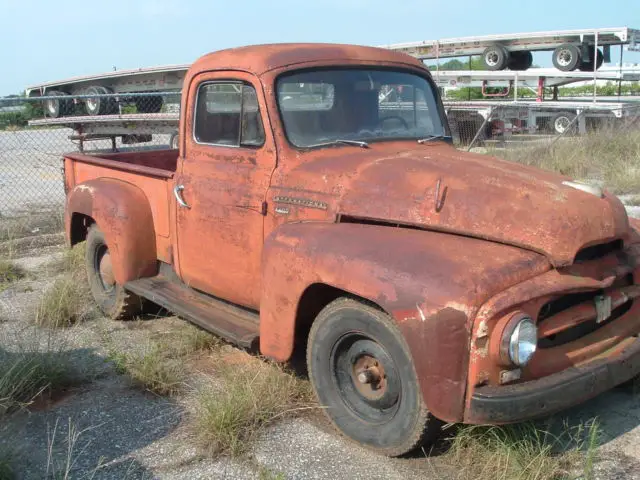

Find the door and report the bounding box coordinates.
[174,72,275,309]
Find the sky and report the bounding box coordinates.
[1,0,639,96]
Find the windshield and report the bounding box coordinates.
[276,68,446,148]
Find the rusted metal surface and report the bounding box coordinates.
[65,178,158,284]
[63,43,640,428]
[260,222,550,422]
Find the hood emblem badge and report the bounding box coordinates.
[562,180,604,198]
[594,294,612,323]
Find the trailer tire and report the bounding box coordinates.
[169,131,179,150]
[135,96,164,113]
[508,50,533,71]
[552,44,581,71]
[306,298,442,456]
[578,47,604,72]
[84,86,117,116]
[44,91,71,118]
[481,44,510,71]
[551,111,577,135]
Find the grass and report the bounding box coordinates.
[108,324,219,396]
[443,419,600,480]
[488,128,640,195]
[0,344,85,416]
[0,259,25,289]
[192,357,315,457]
[34,244,91,329]
[33,275,92,328]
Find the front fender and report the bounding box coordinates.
[65,178,157,285]
[259,222,550,422]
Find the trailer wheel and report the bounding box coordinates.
[552,44,581,71]
[307,297,442,456]
[508,50,533,71]
[43,90,71,118]
[135,96,164,113]
[84,86,117,116]
[169,131,179,150]
[578,47,604,72]
[481,44,510,71]
[86,224,145,319]
[551,112,577,135]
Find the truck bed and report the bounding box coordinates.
[64,148,177,263]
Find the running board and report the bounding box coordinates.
[125,275,260,349]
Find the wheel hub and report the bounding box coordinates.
[353,354,387,401]
[558,50,572,67]
[486,52,499,66]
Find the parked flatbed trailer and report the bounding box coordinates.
[383,27,640,72]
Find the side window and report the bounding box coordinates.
[194,82,265,147]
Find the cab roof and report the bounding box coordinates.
[189,43,427,77]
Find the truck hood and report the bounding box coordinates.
[277,143,629,266]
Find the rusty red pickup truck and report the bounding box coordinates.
[63,43,640,456]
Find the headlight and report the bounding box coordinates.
[501,314,537,367]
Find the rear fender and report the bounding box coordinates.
[65,178,157,284]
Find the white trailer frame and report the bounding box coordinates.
[381,27,640,61]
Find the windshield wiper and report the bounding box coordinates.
[307,139,370,149]
[417,135,452,144]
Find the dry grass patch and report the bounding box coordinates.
[33,276,92,328]
[489,128,640,195]
[109,324,219,396]
[0,346,85,416]
[34,244,91,329]
[192,355,315,457]
[444,419,600,480]
[0,260,25,289]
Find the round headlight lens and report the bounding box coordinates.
[507,317,537,366]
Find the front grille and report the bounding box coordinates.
[537,274,637,349]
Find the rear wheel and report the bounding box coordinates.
[84,86,117,116]
[551,111,577,135]
[85,224,144,319]
[578,47,604,71]
[481,44,510,71]
[508,50,533,71]
[306,298,441,456]
[553,44,581,71]
[43,90,71,118]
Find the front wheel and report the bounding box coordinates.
[85,224,144,319]
[306,298,441,456]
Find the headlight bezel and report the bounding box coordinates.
[499,312,538,367]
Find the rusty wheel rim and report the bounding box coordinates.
[331,333,400,422]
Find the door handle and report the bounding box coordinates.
[173,184,190,209]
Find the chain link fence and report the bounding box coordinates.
[0,91,639,246]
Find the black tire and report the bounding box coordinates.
[552,44,581,71]
[43,90,71,118]
[85,224,144,319]
[135,96,163,113]
[508,50,533,71]
[578,47,604,72]
[550,111,577,135]
[84,86,117,116]
[481,44,510,71]
[306,297,441,456]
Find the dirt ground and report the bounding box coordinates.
[4,234,640,479]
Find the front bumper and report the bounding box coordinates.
[466,335,640,424]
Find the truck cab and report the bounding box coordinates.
[63,43,640,456]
